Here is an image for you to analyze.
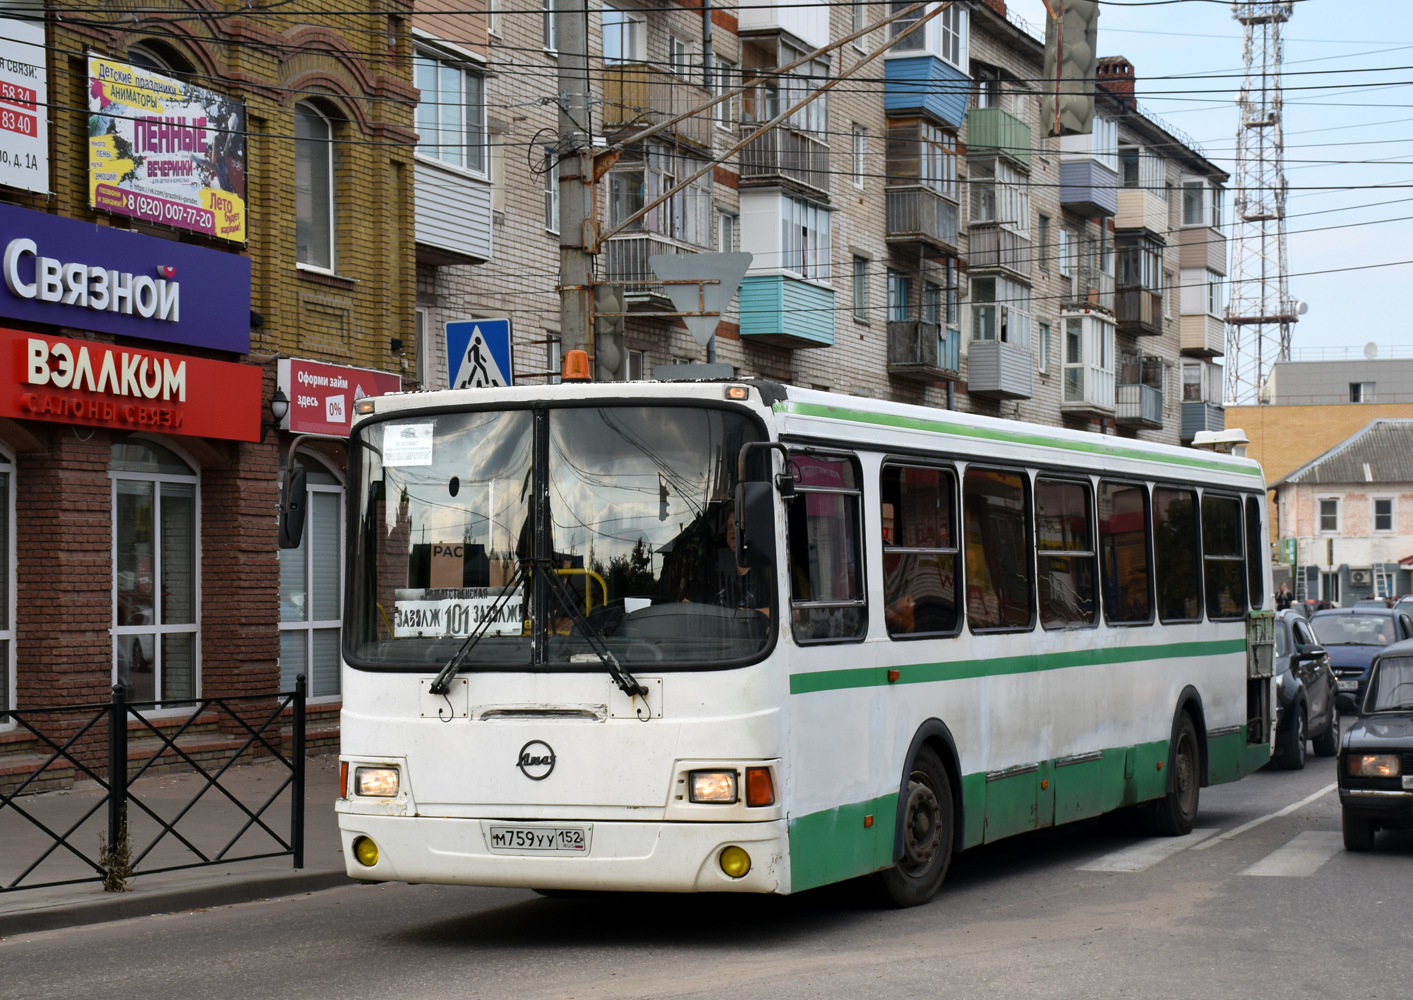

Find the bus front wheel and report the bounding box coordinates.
[1143,712,1201,837]
[874,746,954,907]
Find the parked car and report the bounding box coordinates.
[1355,597,1396,609]
[1338,640,1413,850]
[1309,606,1413,711]
[1272,609,1339,769]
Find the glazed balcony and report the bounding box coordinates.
[966,107,1031,170]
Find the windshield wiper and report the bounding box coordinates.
[429,562,529,696]
[536,558,648,699]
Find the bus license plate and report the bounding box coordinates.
[1338,679,1359,692]
[487,825,591,856]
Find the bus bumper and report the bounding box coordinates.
[337,815,788,894]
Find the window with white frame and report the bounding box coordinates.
[888,269,910,322]
[1037,321,1051,374]
[851,124,867,188]
[294,104,335,270]
[415,52,487,175]
[112,440,199,707]
[1319,497,1339,533]
[714,57,736,127]
[1374,497,1394,533]
[852,256,868,322]
[938,2,964,67]
[279,454,344,699]
[889,1,924,51]
[1058,226,1072,278]
[1181,178,1224,229]
[1350,381,1376,403]
[609,146,712,246]
[970,160,1029,234]
[1061,314,1116,408]
[542,0,556,51]
[920,122,958,200]
[1063,116,1117,172]
[669,36,690,76]
[971,276,1031,349]
[1207,270,1224,317]
[975,65,1006,111]
[1119,144,1165,191]
[717,210,738,253]
[851,0,866,44]
[0,452,10,719]
[1163,271,1175,319]
[779,46,829,135]
[626,349,644,380]
[544,149,559,233]
[923,281,940,325]
[547,334,562,384]
[781,196,831,281]
[602,5,645,63]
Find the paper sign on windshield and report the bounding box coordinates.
[382,423,433,467]
[394,589,524,637]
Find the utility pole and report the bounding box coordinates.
[556,1,594,368]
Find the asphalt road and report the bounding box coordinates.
[4,754,1409,1000]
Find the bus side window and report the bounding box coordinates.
[1098,481,1153,625]
[880,464,959,638]
[786,452,867,644]
[1245,495,1265,609]
[1202,494,1246,621]
[1035,477,1097,629]
[963,467,1033,632]
[1153,487,1202,622]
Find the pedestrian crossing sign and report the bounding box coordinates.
[447,318,514,389]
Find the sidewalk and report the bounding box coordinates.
[0,754,351,937]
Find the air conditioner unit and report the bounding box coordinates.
[1349,569,1372,587]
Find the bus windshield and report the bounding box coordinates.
[349,404,773,671]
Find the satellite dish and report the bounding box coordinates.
[1364,342,1378,360]
[1296,300,1309,316]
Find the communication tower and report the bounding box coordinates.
[1225,1,1298,405]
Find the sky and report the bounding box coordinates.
[1009,0,1413,359]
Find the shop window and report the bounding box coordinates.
[964,468,1032,632]
[111,440,199,706]
[1099,480,1153,625]
[0,453,10,719]
[295,103,336,271]
[1153,486,1201,623]
[1035,478,1097,629]
[786,453,866,644]
[881,465,958,638]
[1202,494,1246,621]
[279,454,345,699]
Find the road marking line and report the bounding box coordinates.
[1191,782,1337,851]
[1078,828,1218,872]
[1240,831,1345,877]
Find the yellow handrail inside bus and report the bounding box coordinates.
[554,567,608,615]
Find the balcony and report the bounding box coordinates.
[965,108,1031,170]
[1181,401,1225,442]
[1060,159,1118,217]
[601,234,704,307]
[1116,189,1171,236]
[1181,313,1225,357]
[887,321,960,382]
[1116,382,1163,428]
[884,56,969,130]
[885,186,960,254]
[739,273,835,349]
[1179,226,1226,275]
[1116,287,1163,335]
[601,65,712,149]
[739,126,829,198]
[1060,364,1116,418]
[968,224,1030,280]
[967,339,1032,400]
[1061,266,1115,314]
[737,0,829,48]
[414,158,493,265]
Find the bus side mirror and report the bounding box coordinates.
[278,464,308,549]
[735,481,775,569]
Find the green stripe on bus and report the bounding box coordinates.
[788,639,1248,695]
[788,792,898,892]
[775,400,1263,478]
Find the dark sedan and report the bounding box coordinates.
[1339,641,1413,850]
[1310,606,1413,711]
[1272,609,1339,769]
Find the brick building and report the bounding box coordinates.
[0,3,415,755]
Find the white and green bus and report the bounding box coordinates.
[332,377,1274,906]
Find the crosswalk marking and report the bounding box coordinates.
[1240,831,1345,877]
[1078,828,1218,872]
[1190,783,1337,852]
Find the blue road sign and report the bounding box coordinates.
[447,318,514,388]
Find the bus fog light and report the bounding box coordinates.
[689,770,738,803]
[356,766,399,797]
[353,836,380,867]
[719,846,751,878]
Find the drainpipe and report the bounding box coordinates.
[703,0,716,365]
[946,381,955,410]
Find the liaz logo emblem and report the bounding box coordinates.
[517,740,556,780]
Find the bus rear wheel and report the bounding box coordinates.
[1143,712,1200,837]
[873,746,954,908]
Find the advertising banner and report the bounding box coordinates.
[2,327,262,440]
[277,357,402,437]
[87,56,246,243]
[0,15,47,195]
[0,201,251,353]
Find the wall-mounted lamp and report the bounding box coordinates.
[261,387,290,443]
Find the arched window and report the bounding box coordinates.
[278,453,344,699]
[111,439,199,706]
[295,103,336,270]
[126,42,194,76]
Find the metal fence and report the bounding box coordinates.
[0,678,305,893]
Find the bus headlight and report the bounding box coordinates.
[1348,754,1400,778]
[356,766,400,797]
[689,770,738,803]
